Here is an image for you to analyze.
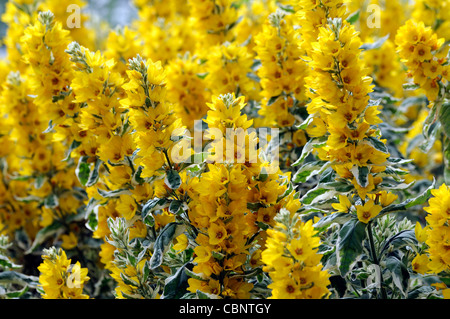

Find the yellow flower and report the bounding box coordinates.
[208,222,228,246]
[61,232,78,250]
[356,199,382,224]
[411,254,429,274]
[332,195,352,213]
[172,234,188,253]
[38,247,90,299]
[414,222,428,243]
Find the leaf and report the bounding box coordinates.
[337,218,367,277]
[404,179,436,209]
[314,213,353,230]
[0,255,22,270]
[63,139,82,161]
[292,161,330,183]
[43,120,55,133]
[385,255,410,297]
[75,156,90,186]
[84,198,101,232]
[184,267,205,281]
[26,221,64,254]
[97,188,132,198]
[169,200,183,215]
[321,180,355,193]
[5,285,29,299]
[165,169,182,190]
[43,193,59,209]
[295,114,314,130]
[141,198,168,226]
[196,72,209,79]
[85,158,102,187]
[120,272,139,287]
[402,83,420,91]
[350,165,370,188]
[347,10,360,24]
[377,178,414,191]
[0,271,38,288]
[196,290,218,299]
[292,136,328,167]
[377,180,435,219]
[301,188,329,205]
[150,222,184,270]
[162,263,192,299]
[267,95,280,106]
[132,165,145,185]
[439,101,450,139]
[360,34,389,51]
[363,136,389,154]
[380,230,418,257]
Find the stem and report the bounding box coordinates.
[367,220,387,299]
[163,149,173,170]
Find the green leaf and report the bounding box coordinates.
[292,136,328,167]
[267,95,280,106]
[377,180,435,219]
[120,272,139,288]
[141,198,168,226]
[43,120,55,133]
[364,136,389,154]
[295,114,314,130]
[321,180,355,193]
[293,161,330,183]
[34,174,46,189]
[196,290,217,299]
[184,267,206,281]
[162,263,191,299]
[63,139,82,161]
[337,218,367,277]
[314,213,353,230]
[43,193,59,209]
[26,221,63,254]
[85,158,102,187]
[301,188,329,205]
[351,165,370,188]
[132,166,145,185]
[97,188,132,198]
[347,10,360,24]
[196,72,209,79]
[0,271,38,288]
[75,156,90,186]
[439,102,450,139]
[169,200,183,215]
[380,230,418,257]
[150,222,184,270]
[84,198,100,232]
[402,83,420,90]
[0,255,22,270]
[5,285,29,299]
[165,169,182,190]
[385,255,410,297]
[360,34,389,51]
[404,179,436,209]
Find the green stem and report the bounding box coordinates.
[367,220,387,299]
[163,149,173,170]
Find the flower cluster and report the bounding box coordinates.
[1,0,450,301]
[38,247,90,299]
[262,209,330,299]
[396,19,449,101]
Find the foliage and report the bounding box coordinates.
[0,0,449,300]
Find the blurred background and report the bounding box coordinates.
[0,0,138,56]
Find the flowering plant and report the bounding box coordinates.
[0,0,449,300]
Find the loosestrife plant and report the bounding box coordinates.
[0,0,449,300]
